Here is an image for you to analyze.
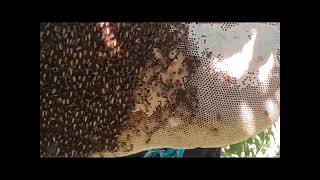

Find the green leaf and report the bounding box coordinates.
[228,143,244,155]
[247,138,253,144]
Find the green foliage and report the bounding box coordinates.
[221,122,280,158]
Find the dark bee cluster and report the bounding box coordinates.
[109,22,187,66]
[40,22,188,157]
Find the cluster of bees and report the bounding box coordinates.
[40,22,189,157]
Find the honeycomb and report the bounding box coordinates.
[40,22,280,157]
